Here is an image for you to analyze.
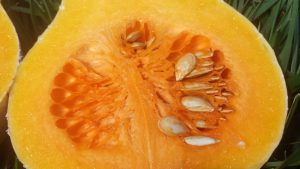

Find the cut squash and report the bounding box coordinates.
[0,4,19,143]
[8,0,287,169]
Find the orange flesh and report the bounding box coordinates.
[50,20,236,148]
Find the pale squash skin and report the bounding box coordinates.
[0,4,19,143]
[8,0,287,169]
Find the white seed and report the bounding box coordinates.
[146,36,156,48]
[184,136,220,146]
[182,82,212,91]
[195,120,217,129]
[214,96,228,102]
[201,60,214,67]
[131,42,145,49]
[181,96,214,112]
[206,89,219,94]
[237,141,246,149]
[220,108,233,113]
[195,50,213,59]
[221,91,233,96]
[214,65,224,71]
[218,82,226,87]
[195,120,207,128]
[158,116,187,136]
[126,31,141,43]
[209,76,220,81]
[219,117,227,121]
[186,67,213,78]
[175,53,196,81]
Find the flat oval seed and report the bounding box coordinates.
[209,76,220,82]
[158,116,187,136]
[201,60,214,67]
[182,82,212,91]
[175,53,196,81]
[181,96,214,112]
[184,136,220,146]
[214,96,228,102]
[220,108,233,113]
[131,42,145,49]
[218,82,226,87]
[221,91,233,96]
[214,65,224,71]
[146,36,156,48]
[126,31,141,43]
[206,89,219,94]
[195,120,207,128]
[186,67,213,78]
[195,50,213,59]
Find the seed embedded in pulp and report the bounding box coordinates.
[182,82,212,91]
[158,116,187,136]
[184,136,220,146]
[181,96,214,112]
[175,53,196,81]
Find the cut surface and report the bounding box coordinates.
[9,0,287,169]
[0,4,19,142]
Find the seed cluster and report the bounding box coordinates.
[157,32,235,146]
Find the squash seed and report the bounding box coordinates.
[217,82,226,87]
[214,65,224,71]
[181,96,214,112]
[175,53,196,81]
[195,120,216,129]
[206,89,219,94]
[184,136,220,146]
[131,42,145,49]
[158,115,187,136]
[182,82,212,91]
[126,31,141,43]
[221,91,233,96]
[195,50,213,59]
[186,67,213,78]
[146,36,156,48]
[220,108,233,113]
[209,76,220,82]
[201,60,214,67]
[214,96,228,102]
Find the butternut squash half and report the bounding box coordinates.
[0,4,19,143]
[8,0,287,169]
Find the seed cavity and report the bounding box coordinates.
[181,96,214,112]
[184,136,220,146]
[175,53,196,81]
[158,116,187,136]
